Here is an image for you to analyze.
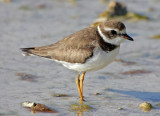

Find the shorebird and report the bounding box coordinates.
[21,20,133,101]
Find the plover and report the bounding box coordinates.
[21,20,133,101]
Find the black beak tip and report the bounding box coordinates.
[124,34,134,41]
[128,37,134,41]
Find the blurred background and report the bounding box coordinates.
[0,0,160,116]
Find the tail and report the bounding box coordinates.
[20,47,35,56]
[20,47,52,59]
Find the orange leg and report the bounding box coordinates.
[80,72,86,101]
[76,73,83,100]
[76,72,86,101]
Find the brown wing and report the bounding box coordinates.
[21,27,98,63]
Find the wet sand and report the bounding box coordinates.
[0,0,160,115]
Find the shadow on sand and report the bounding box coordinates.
[106,89,160,102]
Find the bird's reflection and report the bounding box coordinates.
[71,101,92,116]
[76,111,83,116]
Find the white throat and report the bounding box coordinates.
[97,26,125,45]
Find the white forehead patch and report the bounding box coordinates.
[104,27,118,32]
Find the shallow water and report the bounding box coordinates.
[0,0,160,115]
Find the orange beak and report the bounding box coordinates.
[123,34,134,41]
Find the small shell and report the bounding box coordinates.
[22,101,36,108]
[139,102,152,112]
[117,107,123,110]
[22,101,57,113]
[93,92,100,95]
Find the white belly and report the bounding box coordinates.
[55,47,120,72]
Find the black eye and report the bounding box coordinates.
[111,30,117,35]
